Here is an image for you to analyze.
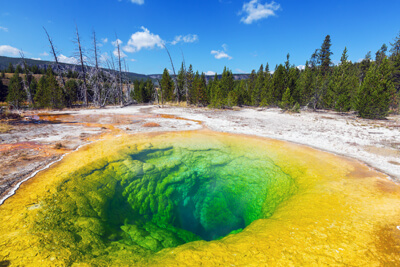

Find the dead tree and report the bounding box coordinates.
[181,49,189,105]
[19,51,34,105]
[74,24,88,106]
[162,44,180,102]
[115,33,123,106]
[90,30,102,107]
[43,27,65,87]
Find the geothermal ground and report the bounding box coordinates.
[0,105,399,202]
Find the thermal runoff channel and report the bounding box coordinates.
[0,131,399,266]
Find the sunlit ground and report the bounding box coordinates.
[0,130,399,266]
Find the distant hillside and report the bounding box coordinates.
[149,73,250,83]
[0,56,250,82]
[0,56,150,81]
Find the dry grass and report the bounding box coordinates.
[142,122,161,127]
[164,101,188,108]
[0,123,13,133]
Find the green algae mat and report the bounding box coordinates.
[0,130,399,266]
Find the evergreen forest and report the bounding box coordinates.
[1,33,400,120]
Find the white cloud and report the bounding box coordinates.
[211,44,232,60]
[40,51,49,56]
[58,54,78,64]
[171,34,199,45]
[112,39,123,47]
[240,0,280,24]
[123,26,164,53]
[31,57,41,60]
[102,38,108,43]
[236,68,246,73]
[0,45,20,56]
[113,48,127,58]
[211,50,232,60]
[130,59,136,62]
[0,26,8,32]
[130,0,144,5]
[296,65,305,71]
[204,71,216,76]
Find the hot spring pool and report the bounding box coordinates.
[0,130,399,266]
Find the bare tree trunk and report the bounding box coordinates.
[75,24,88,106]
[43,27,65,87]
[115,33,123,106]
[91,30,101,107]
[163,44,180,102]
[19,51,33,105]
[181,49,188,105]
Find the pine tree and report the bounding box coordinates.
[64,79,78,107]
[198,72,208,106]
[0,79,7,102]
[219,67,234,106]
[390,32,400,57]
[329,47,359,112]
[186,65,194,105]
[359,51,372,84]
[7,70,25,108]
[271,64,286,104]
[7,63,14,73]
[34,76,49,108]
[15,65,23,74]
[280,87,293,110]
[34,69,64,108]
[319,35,333,76]
[260,65,271,106]
[177,63,186,102]
[46,68,64,108]
[356,58,395,119]
[297,61,315,106]
[252,64,264,106]
[193,71,200,104]
[390,32,400,111]
[375,44,388,66]
[160,68,174,102]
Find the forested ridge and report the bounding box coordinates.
[1,33,399,119]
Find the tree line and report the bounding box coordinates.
[158,33,400,119]
[1,30,400,119]
[1,26,156,109]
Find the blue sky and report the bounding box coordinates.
[1,0,400,75]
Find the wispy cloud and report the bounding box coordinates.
[112,39,123,47]
[40,51,49,56]
[123,26,164,53]
[102,38,108,43]
[130,0,144,5]
[0,45,20,56]
[31,57,41,60]
[118,0,144,5]
[240,0,280,24]
[211,44,232,60]
[113,48,127,58]
[0,26,8,32]
[171,34,199,45]
[236,68,246,73]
